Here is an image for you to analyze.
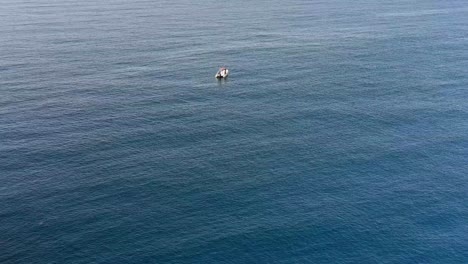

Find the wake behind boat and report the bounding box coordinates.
[215,67,229,79]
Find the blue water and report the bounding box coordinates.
[1,0,468,263]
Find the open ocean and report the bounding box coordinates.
[1,0,468,263]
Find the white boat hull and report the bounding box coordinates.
[215,69,229,79]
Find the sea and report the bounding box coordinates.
[1,0,468,263]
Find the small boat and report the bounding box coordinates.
[215,67,229,79]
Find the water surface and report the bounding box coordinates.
[1,0,468,263]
